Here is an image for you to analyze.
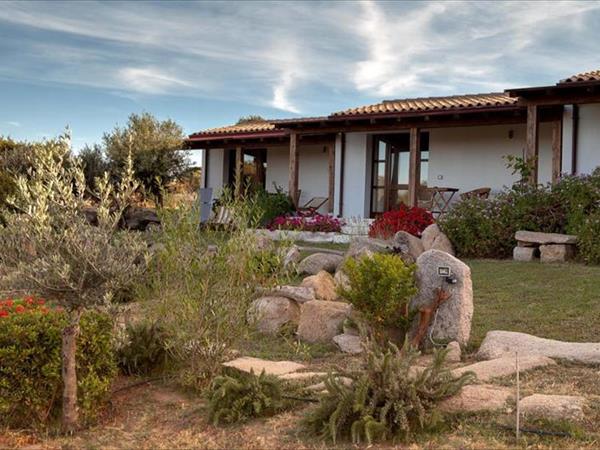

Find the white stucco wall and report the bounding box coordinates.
[266,144,330,213]
[428,123,554,192]
[576,103,600,175]
[341,133,370,218]
[205,148,227,196]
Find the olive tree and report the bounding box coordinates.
[103,112,188,204]
[0,132,146,432]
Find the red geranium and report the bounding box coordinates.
[14,305,26,313]
[369,204,434,239]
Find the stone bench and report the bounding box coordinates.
[513,231,577,263]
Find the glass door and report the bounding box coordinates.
[370,133,429,217]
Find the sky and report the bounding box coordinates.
[1,0,600,160]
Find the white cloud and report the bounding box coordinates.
[6,121,21,127]
[271,70,300,113]
[118,67,192,94]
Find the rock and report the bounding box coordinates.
[421,224,442,250]
[268,285,315,304]
[255,235,274,251]
[223,356,306,376]
[122,207,160,231]
[452,355,555,382]
[446,341,462,363]
[430,233,455,256]
[306,376,353,392]
[539,244,575,263]
[247,296,300,335]
[297,300,352,343]
[346,236,393,259]
[515,230,577,245]
[301,271,338,301]
[279,371,327,381]
[333,333,362,354]
[333,270,350,291]
[282,245,301,268]
[476,330,600,364]
[439,384,513,413]
[409,250,473,347]
[297,253,343,275]
[513,246,537,262]
[391,231,424,261]
[520,394,586,421]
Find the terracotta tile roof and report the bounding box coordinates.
[189,120,276,137]
[331,93,518,117]
[559,69,600,84]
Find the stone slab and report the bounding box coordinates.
[477,330,600,364]
[515,230,577,245]
[333,333,362,354]
[452,355,555,382]
[279,371,327,381]
[223,357,306,376]
[520,394,587,421]
[539,244,575,263]
[439,384,513,413]
[513,246,537,262]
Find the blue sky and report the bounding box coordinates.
[1,0,600,159]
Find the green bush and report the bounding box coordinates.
[0,308,116,428]
[339,253,417,331]
[440,185,565,258]
[117,321,169,376]
[553,169,600,235]
[303,339,474,444]
[253,185,295,226]
[207,369,284,425]
[578,209,600,265]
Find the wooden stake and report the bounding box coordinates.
[516,351,520,443]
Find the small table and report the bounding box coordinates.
[429,187,459,218]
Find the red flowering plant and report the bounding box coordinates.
[0,296,51,318]
[369,204,434,239]
[267,213,344,233]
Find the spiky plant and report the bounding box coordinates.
[303,339,475,444]
[207,369,284,425]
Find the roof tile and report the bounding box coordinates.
[331,93,517,117]
[190,121,275,137]
[559,69,600,84]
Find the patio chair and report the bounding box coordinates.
[460,187,491,200]
[297,196,328,215]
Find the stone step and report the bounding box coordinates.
[223,357,306,376]
[452,355,555,382]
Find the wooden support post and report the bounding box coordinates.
[525,105,539,185]
[288,132,299,207]
[234,146,243,198]
[551,119,562,184]
[327,143,335,213]
[408,127,421,207]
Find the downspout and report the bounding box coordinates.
[571,104,579,175]
[338,132,346,217]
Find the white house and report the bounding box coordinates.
[187,70,600,219]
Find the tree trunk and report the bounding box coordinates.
[61,308,83,433]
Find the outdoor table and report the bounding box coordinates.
[430,186,459,218]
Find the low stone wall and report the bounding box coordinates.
[254,229,353,244]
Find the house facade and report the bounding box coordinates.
[186,70,600,219]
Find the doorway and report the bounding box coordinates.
[370,132,429,217]
[227,148,267,193]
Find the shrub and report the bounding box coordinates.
[207,369,284,425]
[0,298,116,428]
[303,339,474,444]
[339,253,417,333]
[79,143,110,190]
[138,198,289,390]
[368,204,434,239]
[267,213,343,232]
[252,185,295,226]
[117,321,169,376]
[440,185,565,258]
[578,209,600,265]
[553,169,600,235]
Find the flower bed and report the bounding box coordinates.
[267,213,344,233]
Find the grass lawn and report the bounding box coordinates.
[467,259,600,350]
